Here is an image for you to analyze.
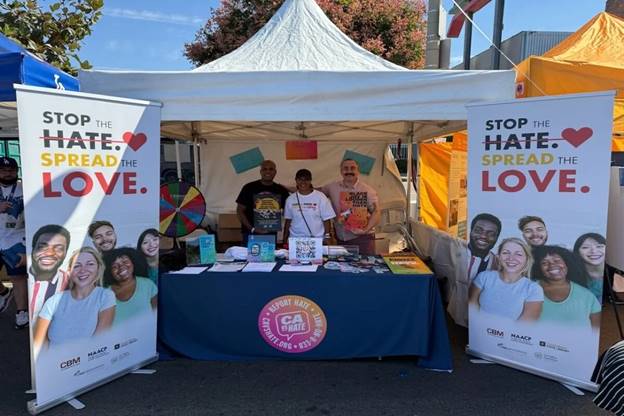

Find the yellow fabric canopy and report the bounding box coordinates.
[515,12,624,150]
[418,142,452,230]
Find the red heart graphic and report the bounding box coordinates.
[122,132,147,151]
[561,127,593,148]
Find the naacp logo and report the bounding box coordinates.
[258,295,327,353]
[88,346,109,361]
[510,333,532,345]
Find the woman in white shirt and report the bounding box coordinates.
[469,237,543,321]
[33,247,115,359]
[284,169,336,243]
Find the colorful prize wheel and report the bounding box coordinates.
[160,181,207,238]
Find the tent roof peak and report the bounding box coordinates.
[192,0,406,72]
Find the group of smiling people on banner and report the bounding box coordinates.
[30,220,160,359]
[464,213,604,330]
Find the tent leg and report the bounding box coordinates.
[174,140,182,181]
[191,121,200,187]
[405,123,415,234]
[193,139,200,188]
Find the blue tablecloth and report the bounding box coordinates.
[158,264,452,371]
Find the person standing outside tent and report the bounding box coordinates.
[236,160,290,246]
[321,159,380,255]
[0,157,28,329]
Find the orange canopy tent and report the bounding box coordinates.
[515,12,624,150]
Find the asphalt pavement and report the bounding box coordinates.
[1,299,620,416]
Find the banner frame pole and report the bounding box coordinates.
[27,354,159,415]
[466,347,599,393]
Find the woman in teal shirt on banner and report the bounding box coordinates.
[103,247,157,326]
[573,233,606,302]
[531,245,601,330]
[137,228,159,284]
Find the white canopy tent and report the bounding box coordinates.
[79,0,515,231]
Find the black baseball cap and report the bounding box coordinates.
[295,169,312,180]
[0,157,18,169]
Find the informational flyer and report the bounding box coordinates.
[382,254,432,275]
[253,191,282,231]
[16,85,161,412]
[338,191,368,232]
[466,92,614,390]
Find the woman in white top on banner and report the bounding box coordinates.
[469,237,544,321]
[33,247,116,360]
[283,169,336,245]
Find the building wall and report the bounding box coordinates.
[453,31,572,70]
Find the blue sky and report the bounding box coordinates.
[78,0,607,71]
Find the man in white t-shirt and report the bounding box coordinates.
[0,157,28,329]
[284,169,336,243]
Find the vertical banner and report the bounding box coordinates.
[466,92,614,390]
[16,85,161,412]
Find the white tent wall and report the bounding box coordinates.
[198,140,406,229]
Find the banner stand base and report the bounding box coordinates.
[466,347,598,393]
[131,369,156,375]
[470,358,495,364]
[561,383,585,396]
[25,389,35,394]
[27,354,159,415]
[67,399,85,410]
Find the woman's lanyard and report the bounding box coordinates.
[295,192,314,237]
[0,183,19,229]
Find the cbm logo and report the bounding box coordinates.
[60,356,80,370]
[487,328,504,338]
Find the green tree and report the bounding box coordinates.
[185,0,427,69]
[0,0,103,75]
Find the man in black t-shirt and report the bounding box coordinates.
[235,160,290,245]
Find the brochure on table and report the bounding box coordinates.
[288,237,323,264]
[186,234,216,265]
[382,254,432,275]
[248,235,275,262]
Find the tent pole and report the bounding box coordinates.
[174,140,182,181]
[193,140,199,187]
[405,122,415,234]
[191,122,200,187]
